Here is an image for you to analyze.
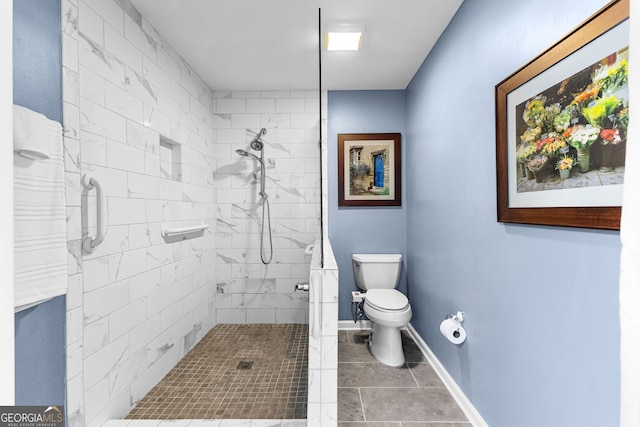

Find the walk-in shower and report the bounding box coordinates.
[236,128,273,264]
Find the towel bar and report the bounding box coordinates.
[82,173,106,253]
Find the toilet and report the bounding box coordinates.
[352,253,412,367]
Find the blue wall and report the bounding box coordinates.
[13,0,66,407]
[404,0,620,425]
[329,0,621,425]
[327,90,407,320]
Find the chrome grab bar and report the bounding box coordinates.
[82,173,106,253]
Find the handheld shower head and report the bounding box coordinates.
[250,128,267,151]
[235,148,263,164]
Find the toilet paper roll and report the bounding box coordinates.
[440,318,466,345]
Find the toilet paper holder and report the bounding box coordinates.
[446,310,465,323]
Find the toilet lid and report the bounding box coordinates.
[365,289,409,311]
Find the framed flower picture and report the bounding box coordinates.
[495,0,628,230]
[338,133,401,207]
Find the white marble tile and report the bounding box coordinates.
[82,0,124,35]
[109,347,149,396]
[85,388,131,427]
[129,267,162,301]
[80,98,127,142]
[63,101,80,139]
[246,98,275,114]
[80,132,106,166]
[187,420,222,427]
[109,297,147,339]
[124,15,157,60]
[246,308,276,323]
[306,403,321,427]
[79,66,106,106]
[307,368,321,403]
[83,333,129,392]
[64,137,81,173]
[67,239,83,275]
[219,420,251,427]
[66,206,82,240]
[82,256,109,292]
[78,1,104,45]
[127,119,159,153]
[217,308,246,323]
[79,33,127,90]
[108,248,148,282]
[158,421,191,427]
[102,421,131,427]
[62,0,78,39]
[320,402,338,427]
[105,23,142,71]
[275,98,305,113]
[126,68,159,107]
[275,309,306,324]
[67,339,83,380]
[321,302,339,337]
[143,105,171,137]
[216,98,245,114]
[146,244,173,269]
[106,139,146,173]
[84,279,130,323]
[129,222,160,249]
[83,317,109,356]
[231,114,261,129]
[130,314,162,352]
[65,171,82,207]
[129,360,162,407]
[66,273,83,310]
[84,224,129,260]
[108,197,146,225]
[291,113,320,129]
[83,164,129,197]
[83,376,109,424]
[66,305,83,345]
[146,284,174,317]
[105,81,144,123]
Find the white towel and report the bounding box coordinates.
[13,105,68,312]
[13,104,58,160]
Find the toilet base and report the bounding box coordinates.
[369,322,405,367]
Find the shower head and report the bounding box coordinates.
[250,128,267,151]
[236,148,263,164]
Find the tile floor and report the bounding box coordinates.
[126,324,308,420]
[337,330,471,426]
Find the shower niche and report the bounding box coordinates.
[160,135,182,181]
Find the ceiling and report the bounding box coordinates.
[128,0,463,91]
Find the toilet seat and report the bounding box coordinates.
[365,289,409,312]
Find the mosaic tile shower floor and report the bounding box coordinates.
[126,324,308,420]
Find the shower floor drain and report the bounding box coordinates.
[236,360,253,370]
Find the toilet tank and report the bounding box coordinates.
[352,254,402,291]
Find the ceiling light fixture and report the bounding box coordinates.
[324,24,365,51]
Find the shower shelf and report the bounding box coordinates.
[161,224,209,243]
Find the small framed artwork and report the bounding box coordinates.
[495,0,628,230]
[338,133,401,207]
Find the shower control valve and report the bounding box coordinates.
[294,282,309,292]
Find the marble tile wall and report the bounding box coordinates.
[62,0,217,426]
[212,91,322,324]
[307,240,339,427]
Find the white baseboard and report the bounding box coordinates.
[338,319,372,330]
[405,323,489,427]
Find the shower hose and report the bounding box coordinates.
[259,192,273,264]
